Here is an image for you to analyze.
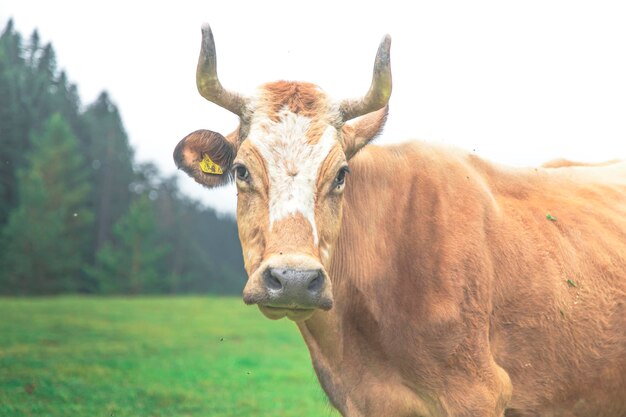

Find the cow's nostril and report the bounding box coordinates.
[264,269,283,291]
[307,271,324,292]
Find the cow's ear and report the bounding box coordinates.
[173,129,237,188]
[340,106,388,160]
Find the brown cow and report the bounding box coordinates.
[174,24,626,417]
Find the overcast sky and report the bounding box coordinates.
[3,1,626,214]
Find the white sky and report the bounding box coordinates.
[2,1,626,214]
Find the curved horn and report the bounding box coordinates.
[196,23,248,117]
[339,35,392,122]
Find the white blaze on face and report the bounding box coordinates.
[248,106,337,245]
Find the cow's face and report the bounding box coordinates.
[174,24,391,321]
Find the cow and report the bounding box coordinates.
[174,24,626,417]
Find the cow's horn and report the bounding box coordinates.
[196,23,249,117]
[339,35,392,122]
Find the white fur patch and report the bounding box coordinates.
[248,106,336,245]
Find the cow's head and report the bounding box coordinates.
[174,24,391,321]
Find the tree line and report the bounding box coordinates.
[0,20,246,295]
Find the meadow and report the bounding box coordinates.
[0,297,338,417]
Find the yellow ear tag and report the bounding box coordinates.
[199,154,223,175]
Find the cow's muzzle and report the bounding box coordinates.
[243,256,333,321]
[264,267,330,307]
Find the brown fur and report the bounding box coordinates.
[259,81,328,120]
[231,140,270,278]
[298,143,626,417]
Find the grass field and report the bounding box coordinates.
[0,297,338,417]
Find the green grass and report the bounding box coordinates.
[0,296,338,417]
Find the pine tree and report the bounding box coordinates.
[89,195,170,294]
[82,92,134,255]
[0,20,28,225]
[0,114,94,294]
[0,22,85,226]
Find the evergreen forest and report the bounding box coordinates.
[0,20,246,295]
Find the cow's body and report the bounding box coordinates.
[299,143,626,416]
[175,25,626,417]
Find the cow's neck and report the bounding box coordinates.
[297,143,451,416]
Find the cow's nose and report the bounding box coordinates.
[263,268,325,307]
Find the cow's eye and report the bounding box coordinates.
[334,166,350,188]
[233,164,250,182]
